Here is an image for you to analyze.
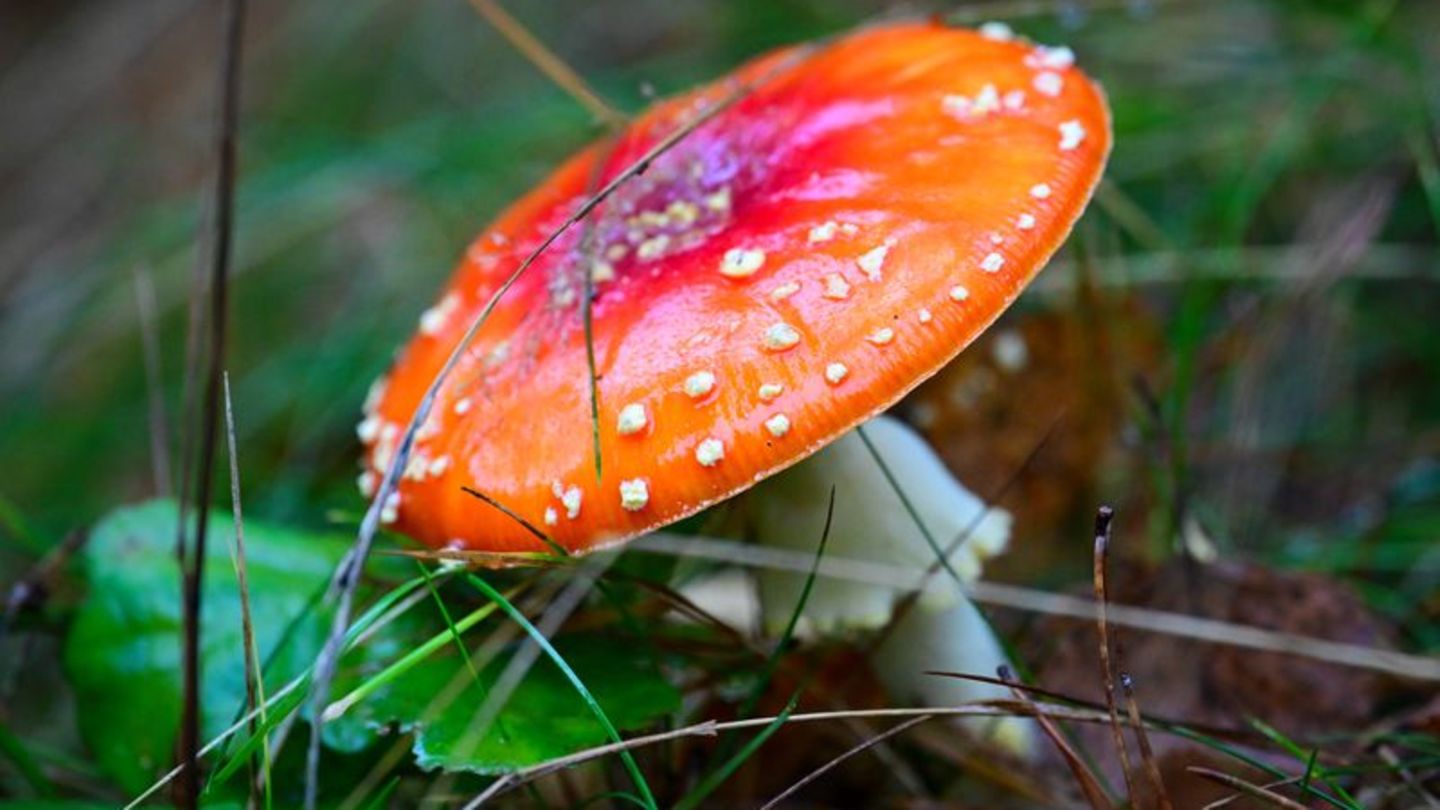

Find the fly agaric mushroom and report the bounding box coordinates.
[359,20,1109,748]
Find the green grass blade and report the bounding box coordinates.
[573,790,651,809]
[0,720,56,797]
[1249,718,1361,808]
[357,775,401,810]
[208,574,432,787]
[675,691,800,810]
[465,573,658,810]
[855,425,970,589]
[1164,724,1353,809]
[320,591,508,723]
[714,487,832,766]
[418,561,482,682]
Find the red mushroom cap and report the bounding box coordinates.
[359,21,1111,554]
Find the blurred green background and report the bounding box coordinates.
[6,0,1438,608]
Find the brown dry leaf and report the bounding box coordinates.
[900,301,1164,572]
[1022,558,1400,799]
[1208,564,1395,735]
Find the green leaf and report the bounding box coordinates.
[63,500,350,794]
[334,634,679,775]
[63,499,678,792]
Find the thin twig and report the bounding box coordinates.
[473,702,1116,804]
[337,737,412,810]
[924,669,1256,747]
[138,677,308,810]
[602,571,930,795]
[1,528,88,697]
[429,516,1440,685]
[612,534,1440,681]
[943,0,1190,25]
[125,574,436,810]
[758,715,933,810]
[385,546,561,569]
[465,0,626,128]
[1188,766,1310,810]
[577,135,623,482]
[179,0,246,805]
[865,413,1065,658]
[1377,744,1440,809]
[271,580,436,801]
[133,265,172,497]
[463,563,609,771]
[318,582,523,725]
[458,480,924,799]
[1031,244,1440,295]
[1202,775,1305,810]
[999,666,1115,810]
[1117,671,1175,801]
[1098,509,1172,809]
[722,487,835,757]
[297,43,814,808]
[405,589,535,808]
[854,424,969,589]
[461,486,566,556]
[249,580,424,796]
[450,563,615,810]
[1092,506,1137,801]
[1123,673,1172,810]
[222,373,269,807]
[173,170,214,598]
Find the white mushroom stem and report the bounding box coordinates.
[748,414,1032,755]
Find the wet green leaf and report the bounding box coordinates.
[333,635,679,775]
[63,500,677,789]
[63,500,346,794]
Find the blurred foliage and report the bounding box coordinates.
[2,0,1439,806]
